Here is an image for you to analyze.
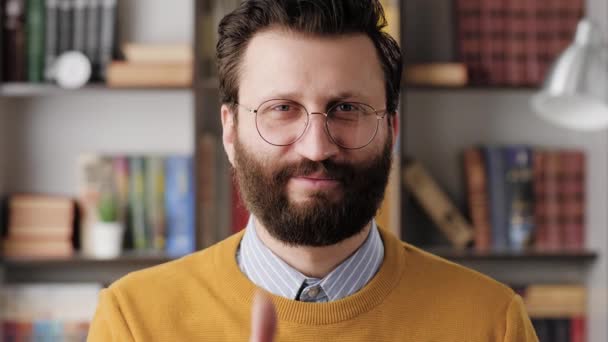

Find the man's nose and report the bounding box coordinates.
[292,113,340,161]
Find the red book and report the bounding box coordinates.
[523,0,541,85]
[456,0,482,84]
[559,150,586,251]
[464,148,491,251]
[505,0,527,85]
[480,0,506,85]
[1,0,27,81]
[533,150,561,251]
[231,178,249,233]
[570,316,586,342]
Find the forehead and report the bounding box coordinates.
[239,27,385,104]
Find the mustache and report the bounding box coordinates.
[273,159,356,183]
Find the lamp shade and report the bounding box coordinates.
[531,19,608,131]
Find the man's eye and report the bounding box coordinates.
[272,104,292,111]
[336,103,357,112]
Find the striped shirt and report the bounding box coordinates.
[236,216,384,302]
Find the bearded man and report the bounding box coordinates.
[88,1,538,341]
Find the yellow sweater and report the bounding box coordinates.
[88,229,538,341]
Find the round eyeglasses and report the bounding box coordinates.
[237,99,388,150]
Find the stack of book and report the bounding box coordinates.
[464,146,585,252]
[516,284,587,341]
[1,0,117,83]
[2,194,75,258]
[1,283,101,340]
[79,154,195,257]
[107,43,193,88]
[455,0,584,86]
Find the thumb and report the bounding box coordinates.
[250,291,277,342]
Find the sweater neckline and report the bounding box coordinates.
[213,227,406,325]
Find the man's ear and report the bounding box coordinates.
[221,104,236,166]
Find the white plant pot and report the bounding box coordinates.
[89,221,125,259]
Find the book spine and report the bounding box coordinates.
[85,0,100,80]
[570,316,586,342]
[503,146,534,251]
[554,318,571,342]
[57,0,71,53]
[523,0,540,85]
[145,156,166,251]
[165,156,195,257]
[26,0,44,82]
[128,156,147,250]
[455,0,482,84]
[535,150,562,251]
[0,0,4,82]
[463,147,491,251]
[482,146,508,250]
[559,150,585,251]
[504,0,526,86]
[3,0,27,81]
[71,0,85,52]
[43,0,58,81]
[98,0,115,80]
[403,161,474,249]
[531,319,550,341]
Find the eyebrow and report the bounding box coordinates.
[261,90,371,103]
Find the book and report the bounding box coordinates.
[455,0,482,84]
[98,0,116,80]
[165,156,195,257]
[405,63,468,87]
[504,0,527,86]
[122,43,193,64]
[1,283,101,340]
[106,62,193,88]
[26,0,44,82]
[482,146,509,250]
[480,0,506,85]
[57,0,71,54]
[128,156,147,250]
[72,0,87,52]
[463,147,491,251]
[2,0,27,81]
[524,284,586,318]
[44,0,59,81]
[504,146,535,251]
[145,156,166,250]
[533,150,562,251]
[559,150,585,251]
[85,0,101,80]
[403,160,474,249]
[2,239,73,257]
[523,0,541,86]
[3,194,75,258]
[0,0,4,81]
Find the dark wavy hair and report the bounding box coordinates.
[216,0,402,115]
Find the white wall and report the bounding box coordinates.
[4,92,193,195]
[118,0,194,44]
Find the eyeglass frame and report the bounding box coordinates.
[235,99,390,150]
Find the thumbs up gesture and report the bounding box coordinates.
[250,292,277,342]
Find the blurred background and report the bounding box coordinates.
[0,0,606,341]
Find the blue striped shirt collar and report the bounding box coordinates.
[237,216,384,302]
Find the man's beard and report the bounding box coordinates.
[233,134,393,247]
